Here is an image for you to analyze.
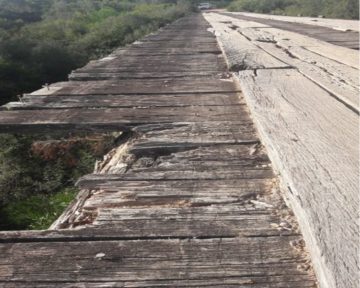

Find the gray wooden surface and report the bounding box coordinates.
[0,14,316,287]
[220,12,360,49]
[205,12,359,288]
[234,12,360,32]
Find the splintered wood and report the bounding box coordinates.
[0,15,316,287]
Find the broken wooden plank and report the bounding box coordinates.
[129,121,259,155]
[204,13,289,70]
[94,143,271,175]
[75,178,272,209]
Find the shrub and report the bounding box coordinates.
[0,1,192,105]
[0,133,116,230]
[227,0,359,19]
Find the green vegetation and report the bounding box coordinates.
[0,133,117,230]
[0,0,192,105]
[1,188,77,230]
[206,0,233,8]
[0,0,193,230]
[228,0,359,19]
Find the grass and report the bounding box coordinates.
[0,187,77,230]
[0,133,118,231]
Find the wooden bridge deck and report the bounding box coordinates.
[204,12,359,288]
[0,14,317,287]
[221,12,359,50]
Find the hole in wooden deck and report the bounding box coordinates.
[0,131,125,231]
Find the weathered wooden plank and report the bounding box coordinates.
[130,121,258,153]
[0,237,315,286]
[50,78,238,96]
[212,13,359,66]
[295,42,359,69]
[206,13,359,112]
[140,143,269,163]
[72,64,226,75]
[130,126,260,149]
[93,122,260,175]
[75,178,272,209]
[112,46,222,55]
[238,12,360,32]
[95,143,271,175]
[204,13,289,70]
[77,168,274,188]
[222,12,359,49]
[263,28,359,71]
[257,43,359,112]
[71,67,222,74]
[141,38,218,44]
[0,204,293,241]
[70,54,228,77]
[71,65,224,73]
[92,206,278,232]
[79,54,226,68]
[131,40,220,49]
[140,37,217,44]
[0,105,248,133]
[237,68,359,288]
[68,71,220,80]
[217,13,359,68]
[74,59,225,68]
[5,93,242,110]
[0,280,317,288]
